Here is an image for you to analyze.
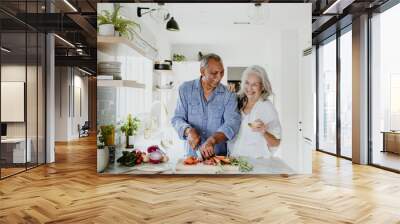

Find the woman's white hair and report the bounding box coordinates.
[238,65,273,102]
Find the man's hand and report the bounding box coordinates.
[200,137,216,159]
[185,127,201,149]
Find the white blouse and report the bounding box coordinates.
[228,99,281,158]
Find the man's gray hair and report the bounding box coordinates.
[200,53,223,69]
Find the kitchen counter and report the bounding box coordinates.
[101,129,294,175]
[102,148,294,175]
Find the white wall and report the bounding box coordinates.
[1,65,37,137]
[169,4,312,173]
[55,67,69,141]
[71,74,89,138]
[54,67,89,141]
[1,64,46,164]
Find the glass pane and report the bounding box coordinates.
[318,37,337,154]
[371,3,400,171]
[38,32,45,165]
[1,31,27,177]
[27,31,38,169]
[340,30,352,158]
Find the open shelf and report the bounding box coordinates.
[97,36,154,60]
[153,69,173,76]
[97,80,145,89]
[153,87,174,91]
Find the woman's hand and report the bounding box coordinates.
[250,119,267,133]
[251,119,281,147]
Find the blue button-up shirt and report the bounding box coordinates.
[171,78,241,157]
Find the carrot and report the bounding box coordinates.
[220,157,231,164]
[184,156,198,165]
[212,157,221,165]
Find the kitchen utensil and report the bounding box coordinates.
[154,60,172,70]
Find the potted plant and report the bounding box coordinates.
[97,9,115,36]
[172,54,186,62]
[97,5,141,39]
[100,124,115,146]
[97,130,109,173]
[120,114,140,148]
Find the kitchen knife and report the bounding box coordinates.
[194,145,203,161]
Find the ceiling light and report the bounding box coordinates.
[63,0,78,12]
[54,34,75,48]
[322,0,354,15]
[78,67,92,76]
[1,47,11,53]
[76,48,84,55]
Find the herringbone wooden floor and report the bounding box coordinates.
[1,136,400,224]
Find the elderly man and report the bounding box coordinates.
[171,53,241,159]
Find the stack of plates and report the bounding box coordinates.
[98,62,121,80]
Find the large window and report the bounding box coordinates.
[317,27,353,159]
[371,2,400,171]
[340,29,352,158]
[318,37,337,155]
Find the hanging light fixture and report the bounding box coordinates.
[166,17,179,31]
[248,3,267,25]
[137,6,180,31]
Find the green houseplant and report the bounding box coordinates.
[173,54,186,62]
[97,5,141,39]
[100,124,115,146]
[120,114,140,148]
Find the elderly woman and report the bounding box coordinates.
[228,65,281,158]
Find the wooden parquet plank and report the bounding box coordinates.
[0,136,400,223]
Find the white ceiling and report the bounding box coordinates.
[124,3,272,45]
[164,3,270,45]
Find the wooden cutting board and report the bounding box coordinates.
[175,159,240,174]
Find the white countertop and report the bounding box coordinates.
[102,129,294,175]
[103,152,293,175]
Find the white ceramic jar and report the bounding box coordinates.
[97,147,109,172]
[98,24,115,36]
